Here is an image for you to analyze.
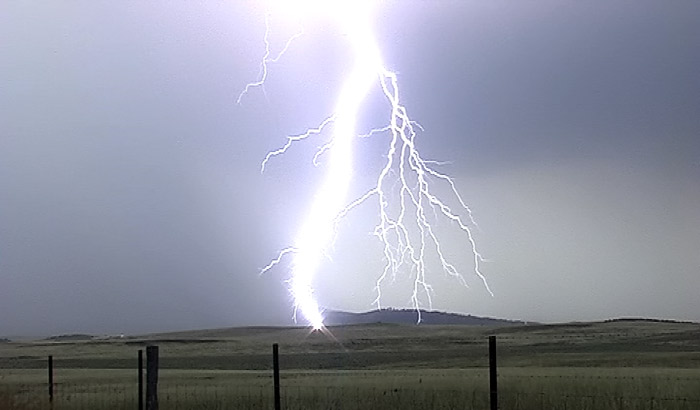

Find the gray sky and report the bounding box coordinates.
[1,1,699,336]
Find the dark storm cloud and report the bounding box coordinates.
[379,1,700,323]
[387,1,700,173]
[1,1,698,335]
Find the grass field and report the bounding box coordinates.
[1,320,699,409]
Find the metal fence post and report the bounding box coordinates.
[273,343,281,410]
[489,336,498,410]
[146,345,159,410]
[138,349,144,410]
[48,355,54,403]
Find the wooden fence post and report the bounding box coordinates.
[273,343,281,410]
[48,355,54,403]
[146,345,159,410]
[138,349,144,410]
[489,336,498,410]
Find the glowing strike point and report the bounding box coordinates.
[241,2,492,328]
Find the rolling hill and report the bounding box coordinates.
[323,308,527,326]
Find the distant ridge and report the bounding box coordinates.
[45,334,94,341]
[603,317,698,325]
[323,308,526,326]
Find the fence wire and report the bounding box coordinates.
[2,375,700,410]
[2,329,699,410]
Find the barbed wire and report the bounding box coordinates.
[2,380,699,410]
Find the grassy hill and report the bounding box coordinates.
[2,319,699,410]
[323,308,527,326]
[1,319,698,370]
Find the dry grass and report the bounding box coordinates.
[1,320,699,409]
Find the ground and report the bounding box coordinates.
[1,320,699,409]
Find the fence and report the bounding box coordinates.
[1,337,699,410]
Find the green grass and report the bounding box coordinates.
[1,320,699,409]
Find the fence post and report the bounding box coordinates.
[138,349,144,410]
[48,355,54,403]
[489,336,498,410]
[273,343,281,410]
[146,345,159,410]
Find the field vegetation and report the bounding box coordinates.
[1,319,699,409]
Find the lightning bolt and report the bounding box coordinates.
[239,1,491,329]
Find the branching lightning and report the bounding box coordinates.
[239,1,491,329]
[236,13,303,106]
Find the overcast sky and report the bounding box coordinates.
[2,1,699,336]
